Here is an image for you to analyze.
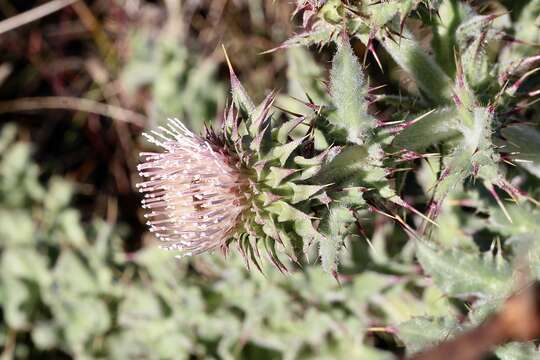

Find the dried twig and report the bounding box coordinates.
[0,97,145,127]
[409,282,540,360]
[0,63,12,87]
[0,0,80,35]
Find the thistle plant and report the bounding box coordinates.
[138,0,540,272]
[138,37,436,275]
[134,0,540,357]
[2,0,540,358]
[269,0,540,356]
[137,58,337,272]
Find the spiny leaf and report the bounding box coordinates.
[460,33,491,89]
[319,206,355,274]
[378,28,452,104]
[392,108,461,151]
[329,35,374,144]
[416,240,513,299]
[431,0,469,77]
[332,187,367,207]
[318,234,340,274]
[279,22,338,49]
[222,45,256,117]
[294,148,330,167]
[501,125,540,179]
[266,200,312,223]
[396,316,462,356]
[313,145,369,185]
[271,137,305,166]
[277,116,308,144]
[289,183,329,204]
[265,167,299,188]
[428,105,503,218]
[249,90,276,137]
[455,13,504,49]
[365,0,402,27]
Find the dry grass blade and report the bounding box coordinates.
[0,0,80,35]
[0,96,145,127]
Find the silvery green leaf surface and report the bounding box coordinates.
[495,342,540,360]
[392,108,461,151]
[3,0,540,358]
[416,241,513,299]
[501,125,540,179]
[397,316,462,356]
[329,36,374,143]
[378,28,452,104]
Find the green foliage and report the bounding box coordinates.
[0,125,404,358]
[3,0,540,358]
[378,29,453,104]
[122,31,225,132]
[416,241,513,298]
[329,36,375,143]
[396,316,462,355]
[501,125,540,178]
[0,127,461,359]
[278,0,540,357]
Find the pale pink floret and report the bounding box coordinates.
[136,118,248,256]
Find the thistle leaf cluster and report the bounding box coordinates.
[137,0,540,356]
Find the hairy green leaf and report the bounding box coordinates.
[329,36,374,144]
[416,241,513,298]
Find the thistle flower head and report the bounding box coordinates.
[136,118,249,256]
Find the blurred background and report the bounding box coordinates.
[0,0,294,252]
[0,1,469,359]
